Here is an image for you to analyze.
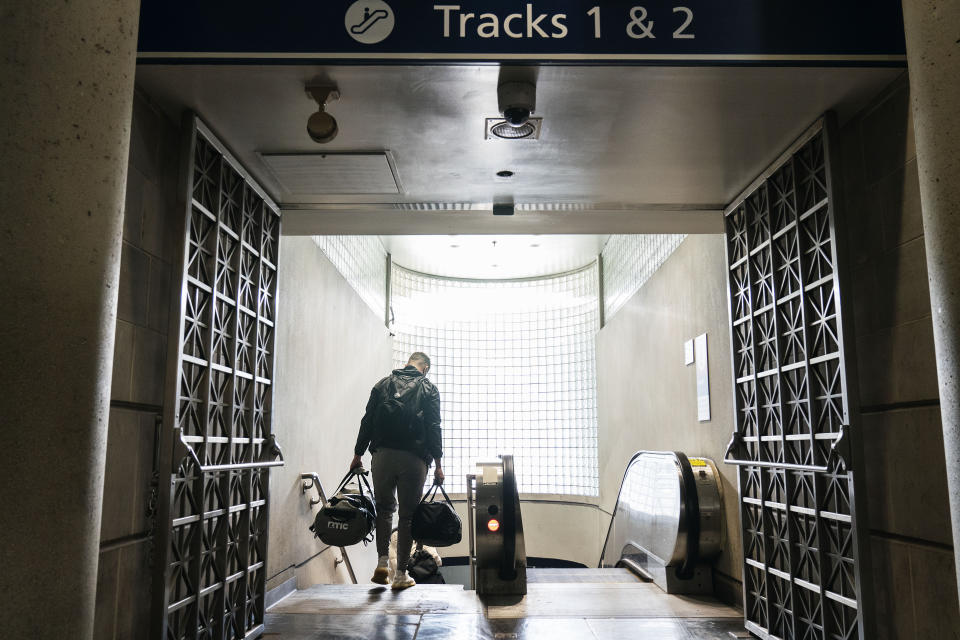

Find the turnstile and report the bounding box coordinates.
[466,455,527,596]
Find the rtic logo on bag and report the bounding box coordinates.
[309,470,377,547]
[377,375,423,438]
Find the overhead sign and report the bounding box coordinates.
[137,1,906,64]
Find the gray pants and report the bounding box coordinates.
[371,448,428,572]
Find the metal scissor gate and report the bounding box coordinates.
[152,117,284,640]
[722,116,873,640]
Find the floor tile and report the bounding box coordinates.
[587,617,746,639]
[586,618,688,639]
[526,568,641,583]
[681,618,750,639]
[263,613,419,640]
[270,584,482,615]
[486,583,740,619]
[416,614,597,640]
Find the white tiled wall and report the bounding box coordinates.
[313,235,386,319]
[391,265,600,496]
[602,234,686,322]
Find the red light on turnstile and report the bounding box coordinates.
[487,518,501,532]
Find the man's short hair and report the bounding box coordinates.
[408,352,431,368]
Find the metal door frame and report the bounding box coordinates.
[151,115,283,640]
[722,114,874,639]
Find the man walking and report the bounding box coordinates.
[351,352,443,589]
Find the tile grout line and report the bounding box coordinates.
[411,613,424,640]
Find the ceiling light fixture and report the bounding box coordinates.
[305,84,340,144]
[488,119,539,140]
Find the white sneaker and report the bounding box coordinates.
[371,556,389,584]
[391,570,416,590]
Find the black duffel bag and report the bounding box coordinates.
[411,481,461,547]
[309,469,376,547]
[408,548,445,584]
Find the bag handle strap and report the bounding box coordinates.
[355,468,374,499]
[418,482,439,505]
[334,467,371,497]
[333,470,353,495]
[418,479,452,505]
[434,481,453,505]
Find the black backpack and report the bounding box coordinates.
[374,374,425,442]
[411,482,462,547]
[309,469,376,547]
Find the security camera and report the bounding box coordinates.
[498,81,536,127]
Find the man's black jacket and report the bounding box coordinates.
[354,365,442,463]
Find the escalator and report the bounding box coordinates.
[599,450,723,594]
[463,451,723,597]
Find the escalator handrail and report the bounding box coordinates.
[499,455,519,581]
[673,451,701,579]
[598,450,646,567]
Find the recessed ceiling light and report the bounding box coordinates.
[450,244,460,248]
[530,243,540,248]
[489,120,539,139]
[496,170,514,178]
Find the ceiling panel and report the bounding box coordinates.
[261,152,399,196]
[135,63,902,234]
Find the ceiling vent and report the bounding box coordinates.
[259,152,400,195]
[485,117,542,141]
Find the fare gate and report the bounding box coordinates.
[466,455,528,597]
[722,116,873,640]
[151,117,283,640]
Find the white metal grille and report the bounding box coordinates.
[313,236,386,318]
[391,265,600,496]
[602,234,686,321]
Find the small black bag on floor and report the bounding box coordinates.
[411,481,461,547]
[408,548,445,584]
[309,469,376,547]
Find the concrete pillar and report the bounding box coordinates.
[901,0,960,601]
[0,2,140,638]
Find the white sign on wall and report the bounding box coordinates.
[684,332,710,422]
